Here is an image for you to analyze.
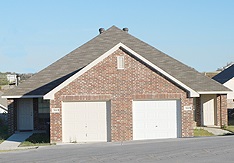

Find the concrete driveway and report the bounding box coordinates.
[1,136,234,163]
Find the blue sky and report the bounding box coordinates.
[0,0,233,73]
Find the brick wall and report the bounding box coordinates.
[195,97,201,126]
[217,94,228,127]
[7,99,17,134]
[50,48,194,143]
[221,95,228,126]
[216,95,221,126]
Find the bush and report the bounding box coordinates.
[0,123,9,141]
[0,78,9,85]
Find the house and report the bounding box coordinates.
[213,64,234,109]
[0,90,8,125]
[6,74,20,85]
[2,26,231,143]
[6,74,17,83]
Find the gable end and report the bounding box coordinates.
[44,43,199,100]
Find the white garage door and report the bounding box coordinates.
[133,100,181,140]
[62,101,110,143]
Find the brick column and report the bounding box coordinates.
[220,95,228,127]
[216,95,221,126]
[7,99,17,134]
[50,99,62,143]
[111,97,132,142]
[33,98,39,130]
[195,97,201,126]
[181,97,194,137]
[216,94,228,127]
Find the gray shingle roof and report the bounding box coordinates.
[213,64,234,84]
[3,26,230,97]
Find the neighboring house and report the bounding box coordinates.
[213,64,234,109]
[6,74,20,85]
[2,26,231,143]
[6,74,17,83]
[0,90,8,125]
[0,91,7,113]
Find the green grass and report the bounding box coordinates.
[225,126,234,133]
[20,133,54,147]
[194,128,214,136]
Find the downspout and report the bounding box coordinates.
[220,95,222,127]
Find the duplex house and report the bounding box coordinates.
[2,26,230,143]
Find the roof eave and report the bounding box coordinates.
[197,91,231,95]
[0,104,7,111]
[1,95,44,99]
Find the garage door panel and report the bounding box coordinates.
[133,100,180,140]
[62,101,108,143]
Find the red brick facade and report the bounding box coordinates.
[217,95,228,127]
[50,48,194,143]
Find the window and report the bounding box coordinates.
[117,56,124,69]
[38,98,50,125]
[38,98,50,113]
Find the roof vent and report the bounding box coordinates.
[99,28,105,34]
[123,28,128,32]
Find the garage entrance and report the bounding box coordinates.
[62,101,111,143]
[132,100,181,140]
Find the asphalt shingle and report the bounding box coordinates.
[3,26,230,97]
[213,64,234,84]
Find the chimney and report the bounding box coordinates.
[123,28,128,32]
[99,28,105,34]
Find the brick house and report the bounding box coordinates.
[2,26,231,143]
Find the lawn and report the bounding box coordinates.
[225,126,234,133]
[194,128,214,137]
[20,133,54,147]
